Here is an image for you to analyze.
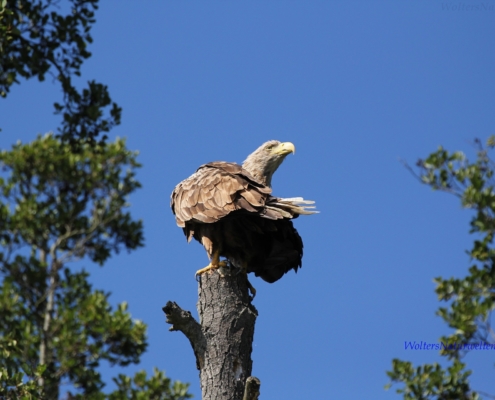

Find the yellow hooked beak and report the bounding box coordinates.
[272,142,295,156]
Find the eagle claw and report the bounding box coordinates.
[195,260,228,281]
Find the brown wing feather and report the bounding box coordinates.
[170,162,273,228]
[239,189,264,206]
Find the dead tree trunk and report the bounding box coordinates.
[163,270,260,400]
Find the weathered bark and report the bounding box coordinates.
[243,376,261,400]
[163,269,259,400]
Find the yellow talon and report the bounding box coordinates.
[195,256,256,300]
[195,260,228,280]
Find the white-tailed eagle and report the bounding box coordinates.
[171,141,316,289]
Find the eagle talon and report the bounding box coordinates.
[195,260,229,280]
[217,260,229,277]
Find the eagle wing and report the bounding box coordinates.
[170,161,277,227]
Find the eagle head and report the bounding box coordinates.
[242,140,295,187]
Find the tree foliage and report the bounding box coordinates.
[0,0,120,146]
[1,1,191,397]
[387,137,495,399]
[0,135,191,399]
[108,369,192,400]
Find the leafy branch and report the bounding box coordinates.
[0,0,120,146]
[387,137,495,399]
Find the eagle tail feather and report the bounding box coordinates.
[269,197,319,217]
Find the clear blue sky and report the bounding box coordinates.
[1,1,494,398]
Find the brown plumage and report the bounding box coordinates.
[171,140,316,283]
